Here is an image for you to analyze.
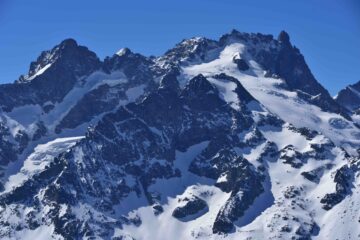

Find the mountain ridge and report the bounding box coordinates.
[0,29,359,239]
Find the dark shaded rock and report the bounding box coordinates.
[152,204,164,216]
[42,103,55,113]
[189,146,239,180]
[329,118,350,129]
[280,145,304,168]
[32,121,47,141]
[172,196,208,221]
[335,80,360,112]
[321,165,354,210]
[301,171,317,182]
[14,130,29,153]
[162,37,219,64]
[213,73,255,104]
[233,57,249,71]
[278,30,290,45]
[159,69,181,92]
[295,222,320,240]
[212,159,264,234]
[25,211,40,230]
[0,126,17,166]
[128,215,142,226]
[0,118,31,171]
[257,141,279,162]
[257,114,284,128]
[181,74,226,111]
[54,46,157,133]
[281,225,292,233]
[243,128,265,147]
[301,164,334,183]
[288,125,318,140]
[103,48,154,85]
[53,217,85,240]
[284,186,302,199]
[90,108,175,166]
[113,235,136,240]
[0,39,101,112]
[219,30,274,46]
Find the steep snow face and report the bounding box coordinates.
[3,136,84,193]
[182,42,360,155]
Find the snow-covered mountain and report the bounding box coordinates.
[0,30,360,240]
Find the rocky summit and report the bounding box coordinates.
[0,30,360,240]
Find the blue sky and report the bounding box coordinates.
[0,0,359,95]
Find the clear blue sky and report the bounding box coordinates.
[0,0,359,95]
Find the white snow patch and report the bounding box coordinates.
[26,63,52,81]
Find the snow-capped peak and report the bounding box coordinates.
[17,38,98,83]
[116,47,132,56]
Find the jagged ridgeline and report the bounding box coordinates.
[0,30,359,240]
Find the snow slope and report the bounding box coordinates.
[183,42,360,155]
[3,136,84,193]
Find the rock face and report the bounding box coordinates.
[233,58,250,71]
[0,39,101,112]
[0,117,30,188]
[335,80,360,112]
[212,158,264,234]
[301,164,333,183]
[280,145,304,168]
[172,195,208,221]
[0,30,359,239]
[320,165,354,210]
